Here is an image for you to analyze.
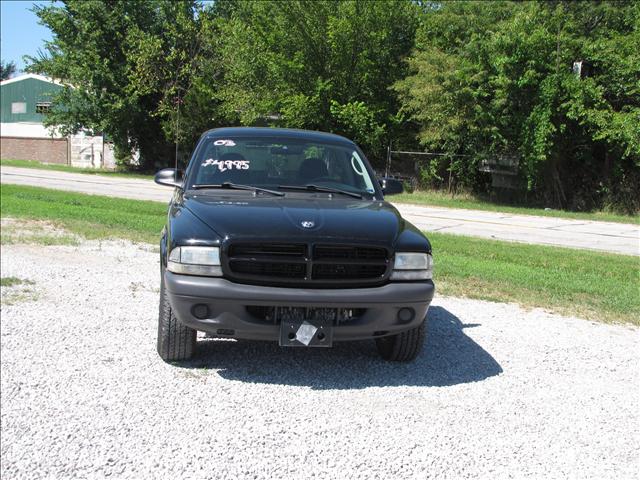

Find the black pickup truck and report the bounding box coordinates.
[155,127,434,362]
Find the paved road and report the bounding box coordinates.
[2,166,638,255]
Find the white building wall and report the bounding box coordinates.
[0,122,64,139]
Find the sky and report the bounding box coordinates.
[1,0,53,73]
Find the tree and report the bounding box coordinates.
[394,1,639,212]
[214,0,419,163]
[23,0,638,212]
[26,0,217,170]
[0,61,17,80]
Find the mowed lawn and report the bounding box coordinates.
[2,184,638,325]
[1,183,165,244]
[429,232,639,325]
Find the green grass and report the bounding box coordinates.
[0,184,166,244]
[429,232,639,325]
[393,190,640,225]
[0,276,38,305]
[1,277,34,288]
[0,158,154,180]
[1,184,638,325]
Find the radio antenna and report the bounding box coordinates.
[174,96,181,182]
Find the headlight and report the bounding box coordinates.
[167,246,222,276]
[390,252,433,280]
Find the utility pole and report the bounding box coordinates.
[385,144,391,177]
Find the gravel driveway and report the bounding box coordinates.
[1,239,639,479]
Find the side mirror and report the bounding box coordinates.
[379,177,404,196]
[154,168,183,188]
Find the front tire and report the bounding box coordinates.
[157,272,196,361]
[375,321,426,362]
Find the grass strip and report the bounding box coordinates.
[393,190,639,225]
[1,184,638,325]
[428,231,639,325]
[1,277,34,287]
[0,183,165,244]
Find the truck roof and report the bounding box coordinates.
[203,127,356,146]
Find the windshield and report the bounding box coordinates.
[187,136,378,197]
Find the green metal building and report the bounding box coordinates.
[0,74,114,167]
[0,74,63,124]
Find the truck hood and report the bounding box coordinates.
[181,192,406,245]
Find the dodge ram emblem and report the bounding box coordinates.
[301,221,315,228]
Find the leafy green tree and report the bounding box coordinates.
[395,1,639,212]
[0,61,17,80]
[215,0,419,163]
[22,0,639,213]
[27,0,214,170]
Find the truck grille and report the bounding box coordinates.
[314,245,387,261]
[312,263,387,280]
[230,243,306,257]
[224,242,390,287]
[229,260,306,278]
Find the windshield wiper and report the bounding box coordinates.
[277,184,362,199]
[191,182,285,197]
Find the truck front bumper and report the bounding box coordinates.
[164,272,435,342]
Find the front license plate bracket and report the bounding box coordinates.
[279,318,333,347]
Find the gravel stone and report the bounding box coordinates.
[1,240,639,479]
